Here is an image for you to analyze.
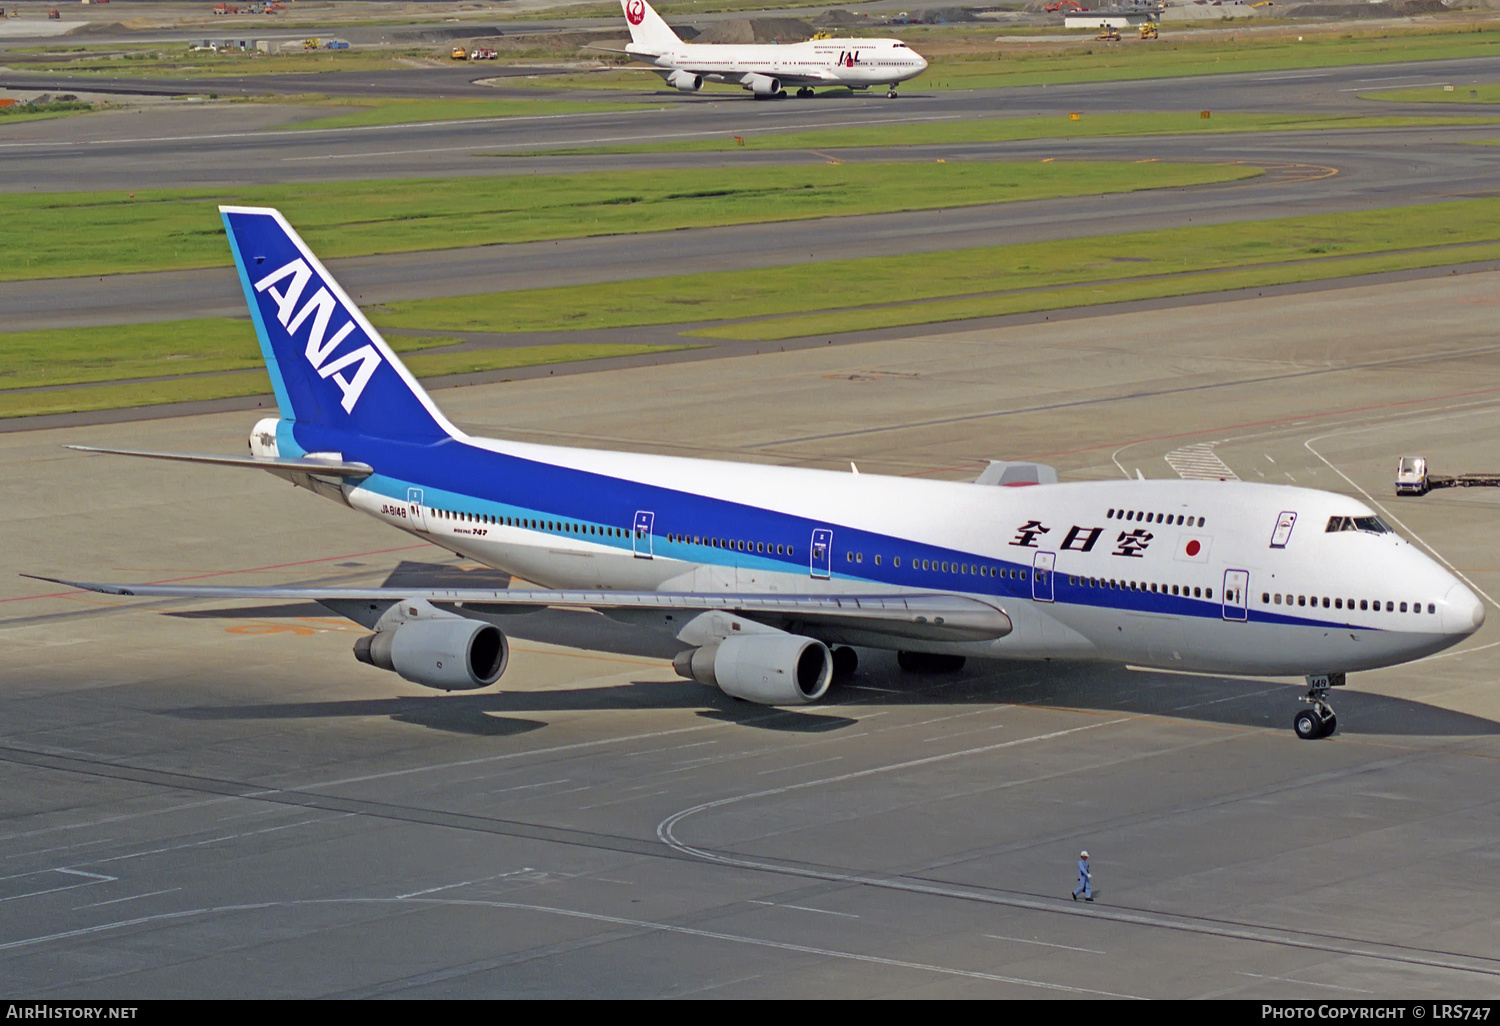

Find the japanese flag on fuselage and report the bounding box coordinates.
[1174,533,1213,563]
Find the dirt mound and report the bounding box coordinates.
[694,17,816,43]
[814,8,867,25]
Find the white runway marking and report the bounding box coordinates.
[985,934,1106,954]
[1235,970,1372,994]
[748,899,860,919]
[72,887,181,910]
[1165,442,1239,481]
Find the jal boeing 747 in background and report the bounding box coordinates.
[613,0,927,98]
[32,207,1485,742]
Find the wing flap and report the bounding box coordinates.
[24,577,1012,642]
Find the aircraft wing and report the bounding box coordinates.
[66,445,373,482]
[25,576,1012,643]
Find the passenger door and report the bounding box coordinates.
[1222,569,1249,621]
[1032,551,1055,603]
[406,487,428,532]
[809,528,833,579]
[632,510,654,559]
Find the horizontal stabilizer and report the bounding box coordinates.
[24,577,1013,643]
[66,445,373,480]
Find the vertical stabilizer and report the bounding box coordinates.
[621,0,681,53]
[220,206,459,445]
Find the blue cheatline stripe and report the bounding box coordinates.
[222,210,293,422]
[327,430,1380,634]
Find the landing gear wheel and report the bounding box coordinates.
[832,646,858,680]
[887,88,898,98]
[1293,708,1323,740]
[1294,673,1344,739]
[796,87,813,98]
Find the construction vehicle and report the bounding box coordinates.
[1395,456,1500,496]
[451,46,467,60]
[1045,0,1088,11]
[47,7,60,19]
[1096,25,1121,41]
[1139,21,1158,38]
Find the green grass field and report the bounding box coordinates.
[0,161,1257,282]
[1363,83,1500,103]
[367,199,1500,338]
[513,111,1499,157]
[0,317,690,418]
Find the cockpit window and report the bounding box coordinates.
[1326,515,1392,534]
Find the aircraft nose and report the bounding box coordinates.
[919,54,929,70]
[1441,581,1486,636]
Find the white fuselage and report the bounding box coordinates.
[309,429,1484,678]
[633,37,928,89]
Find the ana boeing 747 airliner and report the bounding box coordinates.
[33,207,1485,740]
[612,0,927,98]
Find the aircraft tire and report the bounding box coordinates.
[1293,708,1323,740]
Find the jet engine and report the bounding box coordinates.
[354,618,508,691]
[742,73,782,98]
[667,70,703,92]
[672,633,832,705]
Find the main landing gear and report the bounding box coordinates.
[1293,672,1344,739]
[887,87,899,99]
[796,87,815,98]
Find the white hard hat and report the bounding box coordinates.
[1080,850,1089,858]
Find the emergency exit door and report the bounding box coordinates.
[1222,569,1249,621]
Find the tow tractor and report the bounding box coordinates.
[1395,456,1500,497]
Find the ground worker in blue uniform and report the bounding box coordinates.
[1071,850,1093,901]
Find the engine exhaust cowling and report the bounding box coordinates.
[667,69,702,92]
[354,619,508,691]
[673,633,832,705]
[742,73,782,97]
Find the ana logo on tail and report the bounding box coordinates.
[254,257,383,413]
[626,0,645,24]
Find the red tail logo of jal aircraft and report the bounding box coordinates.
[626,0,645,24]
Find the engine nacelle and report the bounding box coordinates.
[354,618,508,691]
[673,633,832,705]
[667,69,702,92]
[742,73,782,97]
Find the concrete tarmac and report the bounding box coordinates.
[2,273,1498,997]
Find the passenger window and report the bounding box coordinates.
[1427,603,1435,614]
[1206,588,1213,599]
[1385,601,1393,611]
[1274,594,1282,604]
[856,553,863,564]
[1400,602,1408,612]
[892,556,899,567]
[1335,598,1342,609]
[1360,600,1367,610]
[1262,592,1270,604]
[1021,570,1029,581]
[1193,587,1201,598]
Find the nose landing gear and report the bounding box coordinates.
[1294,672,1345,739]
